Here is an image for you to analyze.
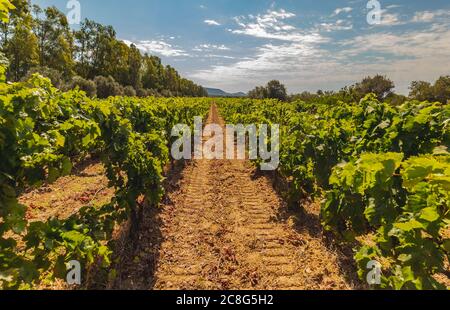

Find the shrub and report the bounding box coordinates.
[94,75,124,98]
[123,85,137,97]
[65,76,97,97]
[22,66,63,88]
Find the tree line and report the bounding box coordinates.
[249,75,450,105]
[0,0,207,98]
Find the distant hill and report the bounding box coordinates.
[205,87,246,98]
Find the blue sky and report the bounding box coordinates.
[33,0,450,94]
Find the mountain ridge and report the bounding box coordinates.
[205,87,246,98]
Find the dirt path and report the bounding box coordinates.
[114,105,355,290]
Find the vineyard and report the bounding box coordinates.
[217,96,450,289]
[0,73,209,289]
[0,68,449,290]
[0,2,449,290]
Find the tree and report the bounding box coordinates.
[248,86,267,99]
[289,91,317,102]
[33,6,74,78]
[353,75,395,101]
[0,0,14,82]
[0,0,29,49]
[5,14,38,81]
[73,19,116,79]
[126,44,142,90]
[266,80,287,101]
[409,76,450,103]
[0,0,39,81]
[72,19,93,78]
[164,65,180,93]
[141,55,160,91]
[141,55,157,90]
[409,81,434,101]
[248,80,287,101]
[1,2,206,97]
[385,93,407,106]
[433,76,450,103]
[107,39,130,85]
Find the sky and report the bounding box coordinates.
[33,0,450,94]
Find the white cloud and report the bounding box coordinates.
[380,13,404,26]
[188,6,450,94]
[367,8,407,27]
[193,44,230,52]
[191,16,450,94]
[203,54,236,59]
[318,19,353,32]
[123,40,189,57]
[366,5,407,27]
[386,5,402,9]
[412,11,436,23]
[335,23,450,92]
[412,10,450,23]
[376,8,450,26]
[204,19,221,26]
[332,7,352,16]
[192,8,329,90]
[341,24,450,59]
[232,9,326,43]
[191,41,328,90]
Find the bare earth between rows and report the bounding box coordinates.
[113,105,354,290]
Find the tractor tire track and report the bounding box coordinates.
[116,104,353,290]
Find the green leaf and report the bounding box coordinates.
[61,157,72,176]
[61,231,86,244]
[53,256,67,279]
[47,166,60,183]
[82,134,91,146]
[54,132,65,148]
[419,207,440,222]
[394,220,423,231]
[397,253,412,262]
[442,239,450,253]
